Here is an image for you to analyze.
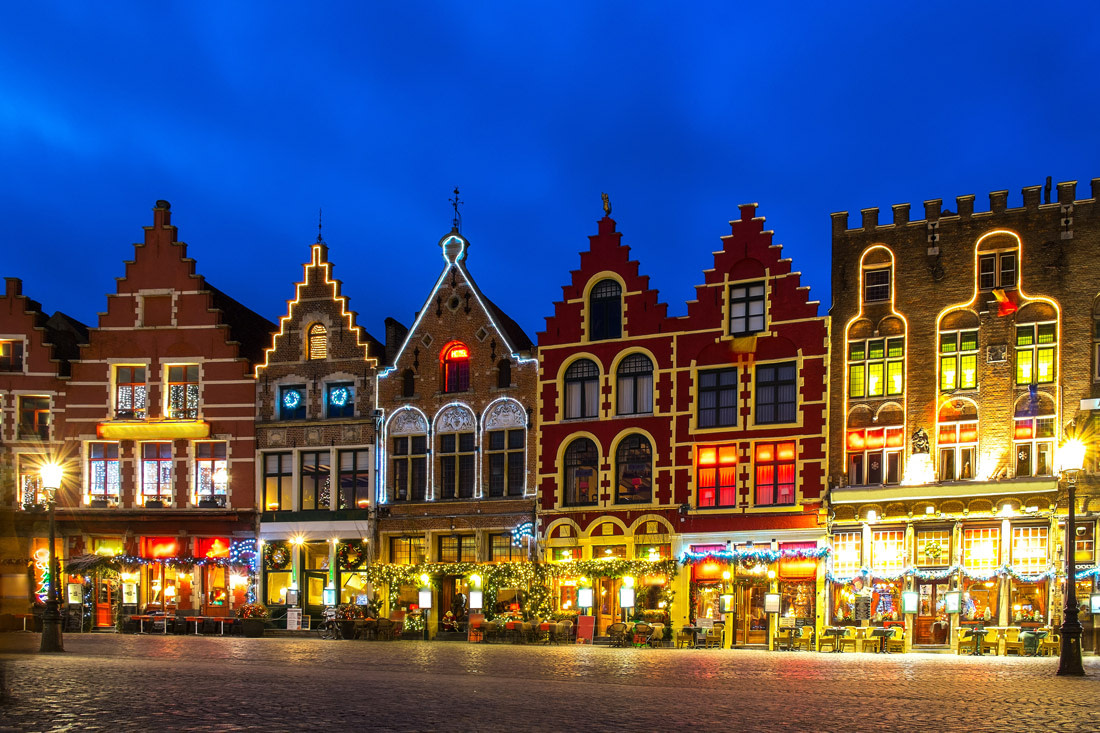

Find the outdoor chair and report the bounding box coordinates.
[838,627,859,653]
[792,625,815,651]
[606,622,628,647]
[631,623,653,647]
[1039,632,1059,657]
[648,623,665,647]
[559,620,574,643]
[676,627,695,648]
[884,627,905,654]
[375,618,395,641]
[1003,627,1025,656]
[704,624,723,649]
[980,628,999,655]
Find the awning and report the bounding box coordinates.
[97,420,210,440]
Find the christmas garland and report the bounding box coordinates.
[66,553,253,574]
[679,546,830,566]
[826,563,1065,584]
[263,542,291,571]
[337,541,369,571]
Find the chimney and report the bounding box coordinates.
[5,277,21,297]
[384,317,408,365]
[153,199,171,228]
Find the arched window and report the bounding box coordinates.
[496,359,512,389]
[937,401,978,481]
[564,359,599,419]
[589,279,622,341]
[564,438,598,506]
[307,323,327,360]
[401,369,415,398]
[615,435,652,504]
[616,353,653,415]
[442,343,470,393]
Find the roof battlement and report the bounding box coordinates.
[831,178,1100,237]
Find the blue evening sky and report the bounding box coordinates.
[1,3,1097,342]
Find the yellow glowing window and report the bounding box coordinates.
[1016,350,1033,384]
[886,361,903,395]
[916,530,951,567]
[940,356,957,391]
[849,337,902,400]
[872,530,905,570]
[698,447,717,466]
[963,527,1000,570]
[1011,526,1048,572]
[1036,348,1054,383]
[307,323,327,360]
[867,362,884,397]
[832,531,862,574]
[960,354,977,390]
[848,364,865,398]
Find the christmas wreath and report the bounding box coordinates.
[337,541,369,570]
[924,541,943,561]
[264,541,291,571]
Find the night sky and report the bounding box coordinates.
[2,3,1098,343]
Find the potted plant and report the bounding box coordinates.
[237,602,268,637]
[335,603,366,639]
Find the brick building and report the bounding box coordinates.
[374,226,538,634]
[44,201,272,627]
[0,279,86,615]
[827,179,1100,652]
[254,239,382,623]
[537,205,829,645]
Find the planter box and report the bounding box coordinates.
[198,499,222,508]
[242,618,266,638]
[90,499,109,508]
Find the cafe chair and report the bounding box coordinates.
[676,627,695,649]
[606,622,629,647]
[1039,631,1059,657]
[817,630,840,653]
[953,627,971,655]
[648,623,665,648]
[858,631,880,653]
[704,624,724,649]
[1003,627,1025,656]
[884,627,905,654]
[980,628,999,655]
[792,626,815,652]
[375,617,395,641]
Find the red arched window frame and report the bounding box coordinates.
[442,342,470,393]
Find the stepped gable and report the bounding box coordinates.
[1,278,87,377]
[538,215,669,345]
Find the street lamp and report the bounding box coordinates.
[39,462,65,653]
[1057,438,1087,676]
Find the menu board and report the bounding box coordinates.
[575,614,595,644]
[286,608,302,631]
[854,596,872,621]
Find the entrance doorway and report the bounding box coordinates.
[303,570,328,624]
[914,580,950,645]
[735,582,768,646]
[95,576,115,628]
[596,577,622,635]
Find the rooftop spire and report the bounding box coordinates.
[450,186,463,232]
[317,207,324,243]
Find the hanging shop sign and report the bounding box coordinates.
[764,593,781,614]
[944,591,962,615]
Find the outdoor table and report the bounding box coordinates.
[870,627,894,654]
[1020,628,1048,656]
[777,627,797,651]
[962,627,986,656]
[131,614,168,635]
[824,627,847,653]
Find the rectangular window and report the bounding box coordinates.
[300,451,330,511]
[696,444,738,508]
[849,338,904,399]
[864,268,890,303]
[755,362,797,424]
[88,442,120,500]
[915,530,951,567]
[697,367,738,429]
[490,534,524,562]
[1010,526,1048,572]
[753,441,796,506]
[979,252,1017,290]
[141,442,173,502]
[194,441,227,505]
[832,531,862,575]
[17,396,50,440]
[940,330,979,391]
[439,535,477,563]
[165,365,199,419]
[392,436,427,501]
[872,529,905,570]
[326,382,354,419]
[937,421,977,481]
[729,281,766,335]
[978,254,996,290]
[279,384,306,420]
[487,428,525,497]
[18,454,45,506]
[846,427,903,486]
[962,527,1000,571]
[390,536,425,565]
[1075,522,1095,564]
[439,432,475,499]
[1015,323,1056,385]
[1013,417,1055,477]
[263,452,293,511]
[338,449,371,509]
[115,365,147,419]
[0,339,24,372]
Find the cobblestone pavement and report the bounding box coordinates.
[1,634,1098,732]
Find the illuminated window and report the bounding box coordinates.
[729,281,766,335]
[1010,526,1048,572]
[442,343,470,393]
[872,529,905,570]
[326,382,354,418]
[940,330,978,392]
[390,536,425,565]
[490,533,525,562]
[88,442,120,501]
[1074,521,1095,564]
[17,396,49,440]
[962,527,1000,571]
[564,438,598,507]
[392,435,427,501]
[0,338,24,372]
[832,531,862,575]
[338,449,371,509]
[564,359,600,419]
[1015,323,1056,385]
[754,441,796,506]
[615,435,652,504]
[616,353,653,415]
[937,420,978,481]
[978,252,1017,290]
[915,529,951,567]
[307,323,327,360]
[300,451,331,511]
[1013,416,1055,477]
[195,442,227,505]
[115,365,147,419]
[166,365,199,419]
[696,444,738,508]
[141,442,173,502]
[1094,316,1100,381]
[279,384,305,420]
[697,367,737,428]
[487,428,525,497]
[589,279,622,341]
[18,454,45,507]
[848,338,904,398]
[863,268,890,303]
[846,426,903,486]
[755,362,797,424]
[439,535,477,563]
[263,452,292,511]
[439,432,475,499]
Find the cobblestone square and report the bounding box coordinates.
[1,634,1098,732]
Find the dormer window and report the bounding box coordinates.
[442,343,470,393]
[589,279,622,341]
[307,323,327,360]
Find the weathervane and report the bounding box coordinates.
[317,207,324,243]
[450,186,463,232]
[601,192,611,217]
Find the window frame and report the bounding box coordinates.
[846,426,904,486]
[0,338,24,372]
[439,431,476,500]
[299,450,330,511]
[848,338,904,399]
[978,251,1017,291]
[140,441,173,503]
[863,268,890,303]
[279,384,306,420]
[1013,415,1055,478]
[753,441,796,506]
[17,395,50,440]
[563,359,600,420]
[563,437,599,507]
[338,449,371,509]
[390,536,425,565]
[487,428,525,498]
[194,441,227,505]
[939,330,979,392]
[18,454,45,506]
[114,365,147,419]
[439,535,478,563]
[490,533,525,562]
[326,381,355,419]
[165,364,199,419]
[307,323,328,360]
[696,444,738,508]
[616,353,654,416]
[1015,322,1057,386]
[88,442,121,501]
[392,435,427,501]
[263,452,293,511]
[728,281,766,336]
[754,362,798,425]
[614,434,652,505]
[697,367,738,429]
[937,419,978,481]
[442,343,471,393]
[589,279,623,341]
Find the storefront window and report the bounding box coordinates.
[1073,521,1095,564]
[961,577,998,623]
[695,582,721,622]
[635,544,671,560]
[1010,581,1047,624]
[871,530,904,571]
[593,545,627,560]
[832,531,862,575]
[915,529,951,567]
[1010,526,1048,572]
[390,537,425,565]
[962,527,1000,572]
[266,571,292,605]
[552,547,579,562]
[871,580,902,624]
[831,576,867,624]
[339,572,369,606]
[780,581,815,624]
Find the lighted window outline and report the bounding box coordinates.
[307,323,328,360]
[728,280,766,336]
[588,278,623,342]
[938,329,979,392]
[165,364,199,419]
[696,444,738,508]
[845,424,903,486]
[848,338,904,398]
[936,400,978,482]
[441,342,471,393]
[1014,321,1057,386]
[753,441,796,506]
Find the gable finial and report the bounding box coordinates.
[450,186,463,232]
[317,207,324,243]
[601,192,611,218]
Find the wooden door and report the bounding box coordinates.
[303,571,328,624]
[95,577,114,627]
[596,577,621,635]
[740,584,767,645]
[914,581,950,645]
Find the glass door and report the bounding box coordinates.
[596,577,621,635]
[738,583,767,645]
[914,581,950,645]
[303,570,328,625]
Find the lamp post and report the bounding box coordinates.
[39,462,65,653]
[1057,438,1086,676]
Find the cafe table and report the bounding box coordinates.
[1020,628,1048,657]
[776,626,798,651]
[823,627,847,653]
[962,626,987,656]
[870,627,895,653]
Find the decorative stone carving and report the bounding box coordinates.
[390,408,428,436]
[484,400,526,430]
[268,429,287,447]
[306,427,323,445]
[341,425,360,443]
[437,405,475,433]
[912,427,930,455]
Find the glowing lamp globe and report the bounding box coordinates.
[1060,439,1086,474]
